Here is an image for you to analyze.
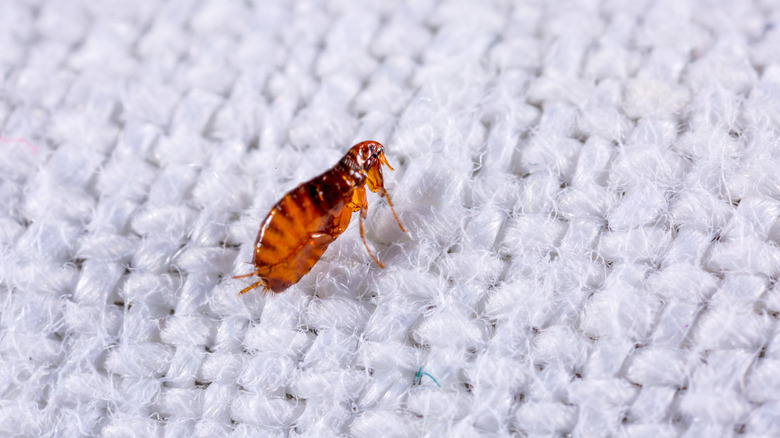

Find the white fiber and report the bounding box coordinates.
[3,0,780,436]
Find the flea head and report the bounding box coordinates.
[352,141,381,169]
[351,140,395,172]
[350,140,406,233]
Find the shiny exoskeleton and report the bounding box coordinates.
[235,141,405,294]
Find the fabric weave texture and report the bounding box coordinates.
[2,0,780,436]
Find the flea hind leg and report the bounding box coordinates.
[238,277,268,295]
[234,271,267,295]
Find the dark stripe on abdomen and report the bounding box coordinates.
[308,168,355,213]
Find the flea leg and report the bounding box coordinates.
[238,277,268,295]
[351,186,384,268]
[366,159,406,233]
[383,190,405,233]
[233,266,267,295]
[359,212,384,268]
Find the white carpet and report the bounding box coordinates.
[2,0,780,436]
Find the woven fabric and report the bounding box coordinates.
[2,0,780,436]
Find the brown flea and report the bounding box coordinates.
[235,141,405,295]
